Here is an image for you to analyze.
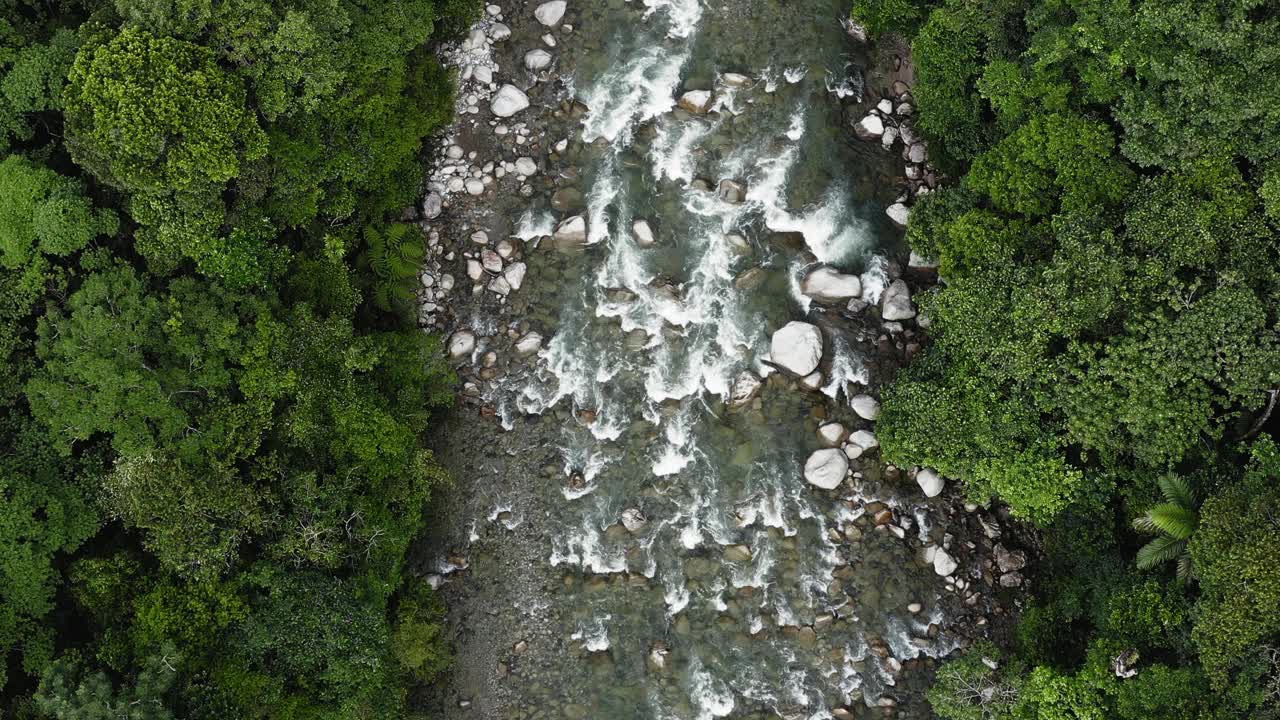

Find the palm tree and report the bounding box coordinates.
[1133,474,1199,581]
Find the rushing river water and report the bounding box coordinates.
[418,2,971,718]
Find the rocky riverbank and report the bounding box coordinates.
[408,3,1034,718]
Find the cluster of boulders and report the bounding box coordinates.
[853,80,940,230]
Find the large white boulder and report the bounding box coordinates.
[886,202,910,228]
[933,548,958,576]
[677,90,713,114]
[851,394,881,421]
[801,266,862,304]
[525,49,553,71]
[534,0,566,25]
[552,215,587,247]
[881,279,916,321]
[632,219,656,247]
[491,84,530,117]
[448,331,476,359]
[854,114,884,141]
[804,448,849,490]
[916,468,945,498]
[770,322,823,376]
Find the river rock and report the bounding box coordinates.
[804,448,849,490]
[515,157,538,176]
[770,322,823,376]
[994,544,1027,573]
[466,259,483,281]
[847,429,879,452]
[916,468,944,498]
[733,267,766,290]
[422,192,443,219]
[907,143,927,163]
[551,187,585,212]
[487,22,511,41]
[465,178,484,196]
[881,280,916,321]
[525,48,553,70]
[491,84,530,117]
[818,423,846,447]
[933,548,958,577]
[481,249,503,273]
[854,114,884,141]
[553,215,587,247]
[620,508,647,533]
[851,394,880,421]
[503,261,527,290]
[677,90,713,114]
[448,331,476,359]
[885,202,910,227]
[801,266,862,303]
[515,331,543,356]
[720,72,752,87]
[728,371,762,408]
[534,0,565,25]
[632,219,656,247]
[717,179,747,203]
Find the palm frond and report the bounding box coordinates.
[1136,535,1187,570]
[1132,514,1160,534]
[1158,474,1196,509]
[1175,554,1194,582]
[1147,503,1198,540]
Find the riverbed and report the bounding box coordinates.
[410,2,1020,718]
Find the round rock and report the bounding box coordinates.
[491,84,530,117]
[770,322,823,376]
[534,0,566,26]
[804,448,849,490]
[916,468,944,498]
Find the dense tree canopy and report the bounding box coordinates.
[0,0,472,714]
[855,0,1280,716]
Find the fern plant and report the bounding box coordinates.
[361,223,425,312]
[1133,474,1200,581]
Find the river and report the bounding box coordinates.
[412,1,999,718]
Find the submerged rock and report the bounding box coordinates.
[801,266,862,303]
[804,448,849,490]
[770,322,823,376]
[491,84,530,117]
[717,178,747,203]
[728,371,762,408]
[514,331,543,356]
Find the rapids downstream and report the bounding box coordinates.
[413,1,1009,718]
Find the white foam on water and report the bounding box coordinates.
[860,253,889,303]
[784,65,807,84]
[571,613,613,652]
[579,45,687,143]
[642,0,703,38]
[662,565,691,615]
[513,207,556,241]
[821,334,869,402]
[549,519,627,574]
[688,657,736,719]
[652,118,714,183]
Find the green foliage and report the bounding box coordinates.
[0,155,117,268]
[1131,475,1198,580]
[910,3,988,168]
[360,223,426,312]
[0,413,99,693]
[849,0,939,37]
[35,646,180,720]
[964,114,1134,218]
[927,641,1021,720]
[1191,438,1280,686]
